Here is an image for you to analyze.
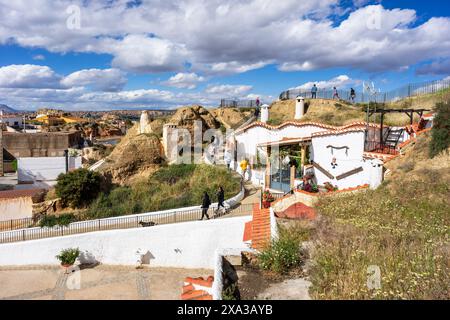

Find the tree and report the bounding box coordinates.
[429,101,450,158]
[55,169,102,208]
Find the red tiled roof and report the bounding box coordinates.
[237,121,380,134]
[0,189,44,200]
[181,276,214,301]
[275,202,316,220]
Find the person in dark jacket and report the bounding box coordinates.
[200,191,211,220]
[215,186,226,215]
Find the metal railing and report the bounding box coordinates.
[279,78,450,104]
[0,203,257,244]
[364,141,399,155]
[220,99,259,108]
[0,218,34,232]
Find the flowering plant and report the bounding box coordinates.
[240,159,249,172]
[262,190,275,202]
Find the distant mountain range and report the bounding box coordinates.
[0,104,17,113]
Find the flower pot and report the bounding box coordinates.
[61,263,73,274]
[262,201,271,209]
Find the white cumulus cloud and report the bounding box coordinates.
[162,72,205,89]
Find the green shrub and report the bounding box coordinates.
[56,248,80,266]
[39,214,77,228]
[429,101,450,158]
[222,284,238,300]
[55,169,102,208]
[258,224,308,274]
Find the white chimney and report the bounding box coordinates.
[139,111,150,134]
[260,104,269,123]
[295,96,305,120]
[369,159,384,190]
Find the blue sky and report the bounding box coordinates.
[0,0,449,110]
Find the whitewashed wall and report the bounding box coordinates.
[0,216,251,269]
[18,156,81,183]
[235,124,330,160]
[0,197,33,220]
[311,131,370,189]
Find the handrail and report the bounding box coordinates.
[0,176,248,243]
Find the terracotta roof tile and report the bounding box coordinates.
[237,121,380,135]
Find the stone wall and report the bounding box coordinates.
[2,131,82,158]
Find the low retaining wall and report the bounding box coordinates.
[211,247,255,300]
[272,185,369,213]
[0,216,252,268]
[0,197,33,221]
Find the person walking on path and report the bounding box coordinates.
[333,87,340,100]
[215,186,226,215]
[200,191,211,220]
[311,84,318,99]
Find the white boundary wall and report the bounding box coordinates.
[0,216,251,268]
[18,156,81,183]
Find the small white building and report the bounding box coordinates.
[0,115,23,128]
[231,120,404,192]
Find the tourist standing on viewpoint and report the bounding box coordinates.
[311,84,318,99]
[350,88,356,103]
[200,191,211,220]
[333,87,340,100]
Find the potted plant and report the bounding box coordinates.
[262,190,275,208]
[56,248,80,274]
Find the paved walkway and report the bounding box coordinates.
[0,265,212,300]
[221,181,260,218]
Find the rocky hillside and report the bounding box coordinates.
[100,124,164,185]
[169,105,221,133]
[210,107,251,129]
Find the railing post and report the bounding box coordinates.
[10,219,13,231]
[22,229,25,241]
[174,212,177,223]
[98,219,101,230]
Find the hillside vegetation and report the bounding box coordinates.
[309,131,449,299]
[269,89,450,126]
[85,164,241,219]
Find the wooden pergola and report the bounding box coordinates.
[366,108,431,148]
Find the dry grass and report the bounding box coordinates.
[269,99,366,126]
[269,99,417,126]
[386,88,450,110]
[309,134,450,300]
